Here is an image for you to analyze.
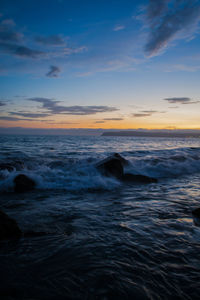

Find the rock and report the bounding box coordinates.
[96,156,124,179]
[192,208,200,218]
[122,173,157,184]
[113,153,129,166]
[14,174,35,193]
[96,154,157,183]
[0,210,22,240]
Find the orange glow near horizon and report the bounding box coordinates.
[0,116,200,130]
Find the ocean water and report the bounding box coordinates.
[0,135,200,299]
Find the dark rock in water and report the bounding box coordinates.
[0,210,22,240]
[122,173,157,184]
[14,174,35,193]
[0,163,15,172]
[96,153,157,183]
[96,156,124,179]
[113,153,129,166]
[192,208,200,226]
[192,208,200,218]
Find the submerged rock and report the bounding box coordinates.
[14,174,35,193]
[0,210,22,240]
[192,208,200,218]
[192,208,200,226]
[122,173,157,184]
[96,155,124,179]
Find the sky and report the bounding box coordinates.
[0,0,200,132]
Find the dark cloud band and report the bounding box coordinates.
[28,97,118,115]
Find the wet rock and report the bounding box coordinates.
[113,153,129,166]
[122,173,157,184]
[192,208,200,218]
[14,174,35,193]
[0,210,22,240]
[96,154,157,184]
[96,156,124,179]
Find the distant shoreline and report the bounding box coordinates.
[102,131,200,138]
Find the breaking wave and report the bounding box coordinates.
[0,147,200,192]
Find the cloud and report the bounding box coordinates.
[113,25,125,31]
[166,64,200,72]
[0,20,44,59]
[94,121,105,123]
[164,97,200,104]
[147,0,168,21]
[46,65,61,77]
[10,112,50,118]
[1,19,16,26]
[0,101,5,106]
[0,42,45,58]
[132,113,152,117]
[63,46,87,55]
[145,0,200,56]
[0,116,37,121]
[35,35,65,46]
[132,110,166,117]
[0,25,22,43]
[28,97,118,115]
[46,121,78,125]
[103,118,124,121]
[140,110,157,113]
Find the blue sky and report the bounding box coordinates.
[0,0,200,130]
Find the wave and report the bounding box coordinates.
[0,147,200,192]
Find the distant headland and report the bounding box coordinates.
[102,130,200,138]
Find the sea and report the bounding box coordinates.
[0,134,200,300]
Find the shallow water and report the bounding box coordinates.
[0,135,200,299]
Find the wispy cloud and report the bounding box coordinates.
[1,19,16,26]
[0,101,6,106]
[35,35,65,46]
[140,110,157,113]
[0,19,45,58]
[113,25,125,31]
[63,46,87,55]
[145,0,200,56]
[132,110,166,117]
[132,113,153,117]
[9,112,50,118]
[0,42,45,58]
[0,116,37,121]
[0,16,86,63]
[103,118,123,121]
[28,97,118,115]
[164,97,200,104]
[0,24,22,43]
[166,64,200,72]
[46,65,61,77]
